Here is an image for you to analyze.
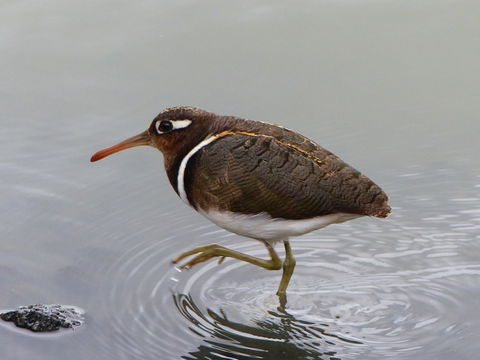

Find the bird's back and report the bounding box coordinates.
[183,117,391,220]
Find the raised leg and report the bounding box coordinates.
[172,241,282,271]
[276,239,296,309]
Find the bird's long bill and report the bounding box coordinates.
[90,130,151,162]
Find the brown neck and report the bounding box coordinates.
[162,112,218,193]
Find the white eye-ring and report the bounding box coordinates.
[155,119,192,134]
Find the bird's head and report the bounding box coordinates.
[90,106,214,163]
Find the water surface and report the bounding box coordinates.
[1,1,479,359]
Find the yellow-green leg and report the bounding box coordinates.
[172,241,282,271]
[276,239,296,310]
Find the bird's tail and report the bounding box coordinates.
[372,202,392,218]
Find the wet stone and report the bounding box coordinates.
[0,304,84,332]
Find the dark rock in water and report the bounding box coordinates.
[0,304,84,332]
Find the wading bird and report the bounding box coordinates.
[91,107,390,306]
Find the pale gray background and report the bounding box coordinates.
[1,1,479,359]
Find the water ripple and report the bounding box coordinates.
[89,211,480,360]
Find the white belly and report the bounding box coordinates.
[199,209,362,244]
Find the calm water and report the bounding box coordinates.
[1,1,479,359]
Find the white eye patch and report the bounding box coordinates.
[172,120,192,130]
[155,119,192,134]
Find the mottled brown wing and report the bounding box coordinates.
[186,132,389,220]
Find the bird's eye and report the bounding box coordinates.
[156,120,173,134]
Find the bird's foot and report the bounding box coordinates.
[172,244,282,270]
[172,244,231,269]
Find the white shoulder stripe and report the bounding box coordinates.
[177,134,219,205]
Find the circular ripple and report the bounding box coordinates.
[91,215,480,360]
[171,241,475,359]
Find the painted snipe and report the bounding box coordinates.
[91,107,391,306]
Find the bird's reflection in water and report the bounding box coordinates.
[174,293,362,360]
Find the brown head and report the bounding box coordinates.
[90,107,217,169]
